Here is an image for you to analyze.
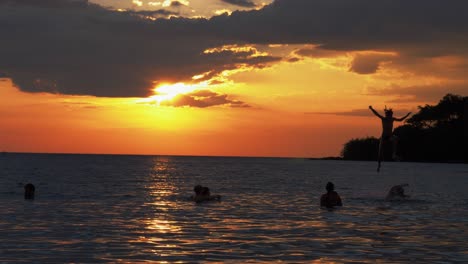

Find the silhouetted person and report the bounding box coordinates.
[191,185,221,203]
[320,182,342,208]
[24,183,35,200]
[385,184,409,201]
[369,106,411,172]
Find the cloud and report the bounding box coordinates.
[170,1,188,7]
[221,0,256,8]
[0,1,278,97]
[309,109,372,117]
[224,0,468,53]
[161,90,250,108]
[349,53,395,74]
[295,46,344,58]
[367,83,468,103]
[1,0,467,97]
[0,0,90,8]
[128,9,180,18]
[310,108,413,117]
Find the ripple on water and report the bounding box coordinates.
[0,155,467,262]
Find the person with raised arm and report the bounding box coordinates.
[369,106,411,172]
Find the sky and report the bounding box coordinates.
[1,0,467,157]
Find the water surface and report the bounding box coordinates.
[1,154,467,262]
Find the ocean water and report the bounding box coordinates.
[0,153,467,263]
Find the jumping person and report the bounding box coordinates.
[369,106,411,172]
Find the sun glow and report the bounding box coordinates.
[138,82,209,105]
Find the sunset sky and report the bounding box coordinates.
[1,0,467,157]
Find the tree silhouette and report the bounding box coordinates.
[341,137,379,160]
[342,93,467,163]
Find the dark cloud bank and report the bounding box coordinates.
[221,0,257,8]
[162,90,250,108]
[1,0,467,100]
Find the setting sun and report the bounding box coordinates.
[140,82,207,105]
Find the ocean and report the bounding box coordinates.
[1,153,467,263]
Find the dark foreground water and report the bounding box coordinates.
[1,153,467,263]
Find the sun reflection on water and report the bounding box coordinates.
[145,218,181,234]
[141,157,182,240]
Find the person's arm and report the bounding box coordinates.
[337,195,343,206]
[369,106,384,119]
[394,112,412,121]
[320,195,326,207]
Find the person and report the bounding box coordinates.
[320,182,342,208]
[191,185,221,203]
[369,105,411,172]
[385,184,409,201]
[24,183,35,200]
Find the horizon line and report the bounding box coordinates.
[1,151,333,160]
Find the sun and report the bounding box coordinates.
[138,82,208,105]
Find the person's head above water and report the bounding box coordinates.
[389,184,407,196]
[201,187,210,196]
[194,185,203,195]
[24,183,35,199]
[326,182,335,192]
[386,184,409,201]
[321,181,342,207]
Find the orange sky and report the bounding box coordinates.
[1,0,466,157]
[0,56,425,157]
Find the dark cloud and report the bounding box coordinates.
[0,1,278,97]
[368,84,468,103]
[349,53,395,74]
[310,108,413,117]
[1,0,467,97]
[295,47,397,74]
[309,109,372,117]
[221,0,256,8]
[222,0,468,53]
[287,57,301,63]
[0,0,90,8]
[161,90,250,108]
[295,47,343,58]
[128,9,179,18]
[170,1,187,7]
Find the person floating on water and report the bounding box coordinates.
[369,105,411,172]
[320,182,342,208]
[385,184,410,201]
[191,185,221,203]
[24,183,35,200]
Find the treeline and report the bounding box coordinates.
[341,94,467,163]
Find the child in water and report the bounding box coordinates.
[320,182,342,208]
[191,185,221,203]
[385,184,410,201]
[24,183,35,200]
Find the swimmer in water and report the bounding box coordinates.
[385,184,410,201]
[24,183,35,200]
[191,185,221,203]
[369,105,411,172]
[320,182,342,208]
